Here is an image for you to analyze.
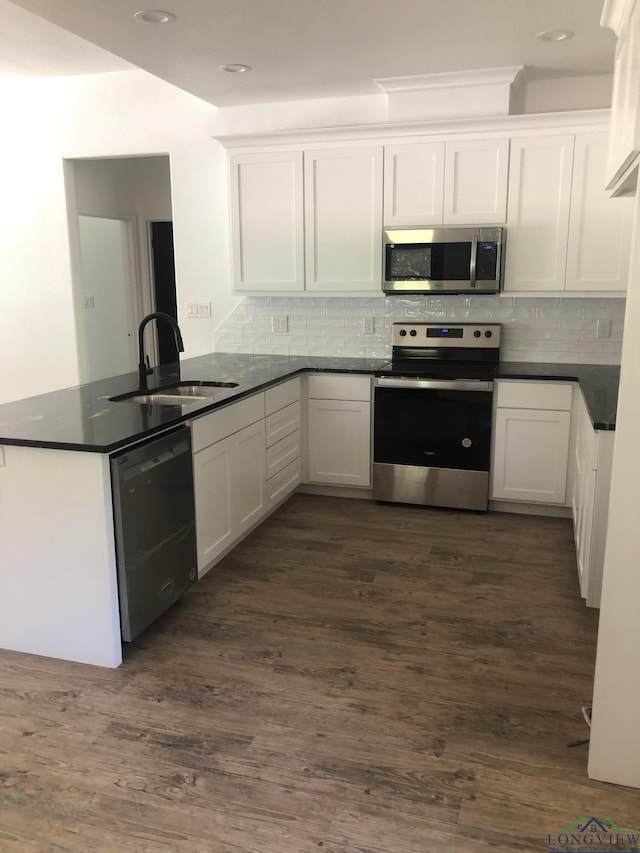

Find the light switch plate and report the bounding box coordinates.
[271,316,289,333]
[186,302,211,318]
[364,317,375,335]
[597,319,611,339]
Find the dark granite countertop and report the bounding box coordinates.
[0,353,388,453]
[0,354,620,453]
[495,362,620,431]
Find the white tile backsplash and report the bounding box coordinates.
[213,295,627,365]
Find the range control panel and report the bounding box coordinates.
[391,322,501,348]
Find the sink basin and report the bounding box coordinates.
[110,381,239,405]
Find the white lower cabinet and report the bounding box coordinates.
[491,380,573,504]
[571,390,615,608]
[307,374,371,488]
[192,395,266,577]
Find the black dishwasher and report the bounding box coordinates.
[110,425,197,642]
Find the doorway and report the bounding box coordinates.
[67,155,175,385]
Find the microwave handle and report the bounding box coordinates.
[469,235,478,289]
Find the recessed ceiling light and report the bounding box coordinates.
[536,28,574,42]
[219,63,252,74]
[134,10,176,24]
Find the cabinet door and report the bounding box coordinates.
[565,133,633,292]
[305,147,383,291]
[383,142,445,226]
[504,135,574,291]
[308,399,371,487]
[573,419,597,597]
[233,420,267,535]
[230,152,304,291]
[491,408,571,503]
[443,138,509,224]
[193,435,235,575]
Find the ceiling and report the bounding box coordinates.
[3,0,616,108]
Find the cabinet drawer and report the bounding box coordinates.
[192,393,265,453]
[267,458,301,507]
[266,429,301,479]
[265,377,301,416]
[265,401,300,447]
[307,374,371,402]
[496,380,573,411]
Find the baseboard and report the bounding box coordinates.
[296,483,374,500]
[489,499,572,518]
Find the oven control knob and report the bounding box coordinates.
[473,330,481,338]
[399,329,407,337]
[410,329,417,337]
[485,330,493,338]
[462,438,472,448]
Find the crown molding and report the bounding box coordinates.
[374,67,524,94]
[213,109,611,150]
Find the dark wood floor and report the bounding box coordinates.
[1,494,639,852]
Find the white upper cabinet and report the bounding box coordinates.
[383,142,445,225]
[505,134,574,292]
[443,138,509,224]
[505,132,633,293]
[230,147,382,293]
[565,133,633,291]
[230,151,304,291]
[383,138,508,226]
[304,147,383,291]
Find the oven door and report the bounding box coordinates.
[373,377,494,510]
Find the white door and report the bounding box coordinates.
[229,152,304,291]
[307,399,371,486]
[565,133,633,292]
[443,138,509,224]
[504,135,574,291]
[233,420,267,534]
[78,215,138,382]
[491,407,571,503]
[193,435,235,575]
[383,142,445,226]
[305,147,383,291]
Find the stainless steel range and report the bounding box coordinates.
[373,322,501,511]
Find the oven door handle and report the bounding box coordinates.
[375,377,493,392]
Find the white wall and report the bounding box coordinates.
[0,70,239,404]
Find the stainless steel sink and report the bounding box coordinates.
[110,381,239,405]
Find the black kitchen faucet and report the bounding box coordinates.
[137,312,184,391]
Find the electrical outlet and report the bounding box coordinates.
[597,319,611,339]
[83,295,95,309]
[186,302,211,318]
[271,315,289,333]
[364,317,375,335]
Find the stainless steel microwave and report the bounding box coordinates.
[383,226,503,294]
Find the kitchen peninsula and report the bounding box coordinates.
[0,352,619,669]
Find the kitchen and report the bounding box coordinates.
[1,0,640,845]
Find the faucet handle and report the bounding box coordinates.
[145,355,153,376]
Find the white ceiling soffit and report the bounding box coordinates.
[0,0,133,78]
[5,0,615,107]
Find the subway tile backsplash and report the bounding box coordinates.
[214,295,626,364]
